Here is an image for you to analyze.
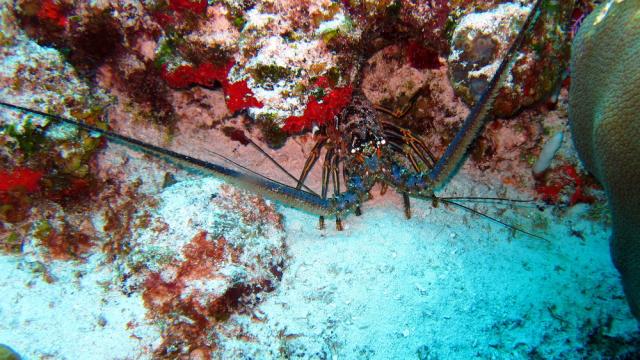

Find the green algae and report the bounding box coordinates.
[233,15,246,30]
[257,114,288,149]
[0,231,22,254]
[2,118,47,157]
[250,64,295,86]
[32,219,52,242]
[154,35,183,69]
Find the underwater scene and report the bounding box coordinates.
[1,0,639,358]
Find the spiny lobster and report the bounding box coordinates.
[0,0,546,237]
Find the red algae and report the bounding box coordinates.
[36,0,68,27]
[44,177,94,205]
[535,164,597,206]
[41,226,93,261]
[134,183,285,358]
[406,40,442,70]
[0,168,44,194]
[161,63,229,89]
[142,231,243,357]
[221,127,251,146]
[142,231,232,315]
[99,181,153,261]
[162,62,263,113]
[142,272,184,314]
[152,12,176,27]
[282,84,353,134]
[152,0,209,29]
[179,231,226,280]
[168,0,208,15]
[223,80,264,113]
[0,167,44,224]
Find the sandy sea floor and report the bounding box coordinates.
[1,145,638,359]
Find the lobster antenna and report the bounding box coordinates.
[218,126,318,195]
[438,197,548,242]
[0,100,334,216]
[438,196,539,205]
[204,148,319,196]
[245,138,320,196]
[428,0,545,187]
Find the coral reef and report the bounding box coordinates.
[7,0,575,148]
[0,14,106,247]
[2,3,507,131]
[118,179,286,357]
[448,1,573,117]
[1,0,638,358]
[569,0,640,319]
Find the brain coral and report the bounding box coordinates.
[569,0,640,319]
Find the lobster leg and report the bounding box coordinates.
[342,164,362,216]
[402,192,411,219]
[296,137,327,190]
[405,132,437,167]
[374,87,423,119]
[380,182,388,196]
[383,122,436,168]
[330,152,344,230]
[318,147,335,229]
[386,137,421,172]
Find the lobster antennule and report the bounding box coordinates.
[0,100,334,217]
